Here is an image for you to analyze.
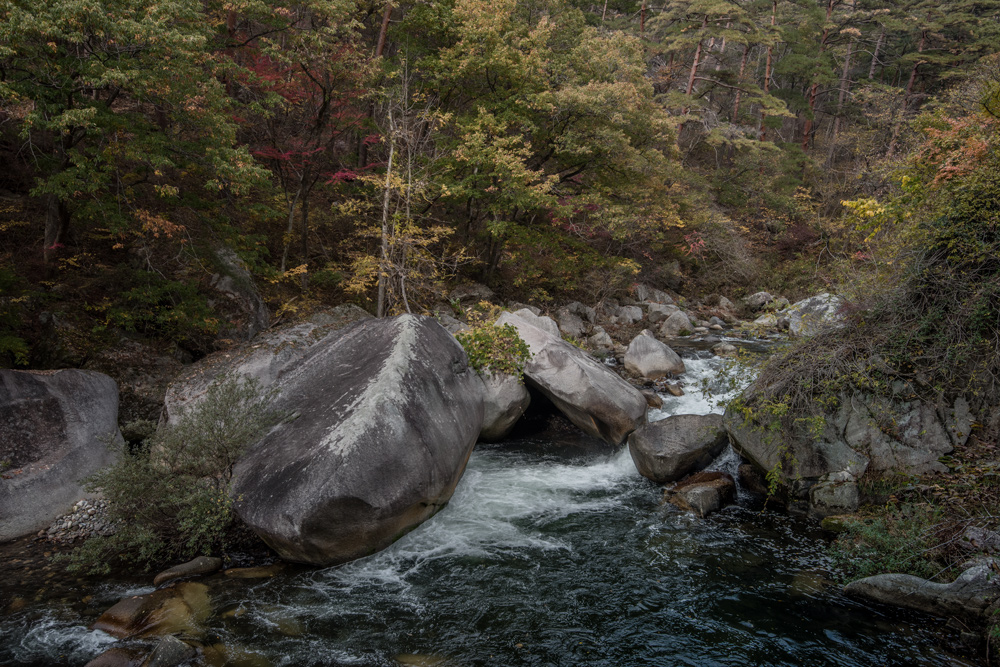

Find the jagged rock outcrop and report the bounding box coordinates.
[628,414,727,483]
[496,311,647,445]
[0,369,122,542]
[725,389,972,512]
[231,315,484,566]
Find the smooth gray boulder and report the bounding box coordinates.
[162,305,371,426]
[0,370,122,542]
[496,311,647,445]
[658,310,694,337]
[647,303,679,324]
[615,305,643,325]
[786,293,844,336]
[512,308,561,338]
[478,372,530,442]
[628,414,726,483]
[588,326,614,350]
[231,315,483,566]
[556,309,588,340]
[635,284,673,305]
[809,472,860,517]
[743,291,774,311]
[624,332,685,379]
[844,559,1000,620]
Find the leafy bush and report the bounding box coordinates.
[455,323,531,381]
[67,375,284,574]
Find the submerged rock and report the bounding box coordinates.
[624,332,685,379]
[0,369,122,542]
[153,556,223,587]
[496,311,647,445]
[628,414,727,483]
[478,371,531,442]
[92,582,212,639]
[142,635,196,667]
[844,559,1000,621]
[231,315,484,566]
[666,471,736,517]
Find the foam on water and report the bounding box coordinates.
[8,613,116,664]
[315,446,641,589]
[649,353,748,420]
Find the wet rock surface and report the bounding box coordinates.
[628,414,727,483]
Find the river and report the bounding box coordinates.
[0,348,975,666]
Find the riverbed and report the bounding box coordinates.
[0,345,976,666]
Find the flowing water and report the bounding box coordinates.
[0,339,976,666]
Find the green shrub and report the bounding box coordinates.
[828,504,947,583]
[66,375,284,574]
[455,323,531,381]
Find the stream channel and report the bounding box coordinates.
[0,339,977,666]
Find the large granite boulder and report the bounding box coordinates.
[511,308,561,338]
[624,332,685,379]
[478,372,531,442]
[658,310,694,337]
[844,559,1000,621]
[628,414,727,483]
[496,311,647,445]
[0,370,122,542]
[726,388,972,510]
[786,293,844,336]
[162,305,371,426]
[231,315,484,566]
[647,303,679,324]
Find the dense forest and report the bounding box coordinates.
[2,0,998,365]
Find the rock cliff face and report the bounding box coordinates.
[0,369,122,542]
[231,315,484,566]
[496,311,647,445]
[725,388,972,514]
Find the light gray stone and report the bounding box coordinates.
[808,472,860,517]
[628,414,727,483]
[624,332,685,378]
[449,283,495,305]
[658,311,694,337]
[743,291,775,311]
[712,343,737,356]
[634,284,673,305]
[512,308,561,339]
[647,303,679,324]
[564,301,597,324]
[556,309,588,340]
[478,372,530,442]
[615,305,644,325]
[588,327,614,350]
[786,293,845,336]
[1,370,122,542]
[844,559,1000,620]
[231,315,484,566]
[496,311,647,445]
[162,306,371,427]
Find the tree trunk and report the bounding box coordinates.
[300,187,310,289]
[759,0,777,140]
[43,195,70,265]
[377,113,396,318]
[359,1,394,169]
[801,0,836,150]
[827,39,853,164]
[868,25,884,79]
[280,179,303,273]
[887,32,926,158]
[685,15,710,97]
[732,43,750,121]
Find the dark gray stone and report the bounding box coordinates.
[743,292,774,311]
[209,247,270,343]
[628,414,727,483]
[231,315,483,566]
[1,370,121,542]
[496,311,646,445]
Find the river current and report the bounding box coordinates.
[0,351,974,666]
